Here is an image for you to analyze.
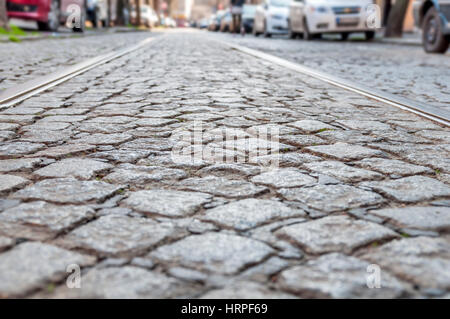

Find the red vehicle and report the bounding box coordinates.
[7,0,86,32]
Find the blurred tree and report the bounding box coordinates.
[107,0,111,26]
[117,0,125,25]
[0,0,8,30]
[383,0,391,27]
[136,0,141,26]
[385,0,409,37]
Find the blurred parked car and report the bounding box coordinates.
[241,4,257,32]
[86,0,108,28]
[253,0,291,37]
[209,10,226,31]
[413,0,450,53]
[7,0,86,32]
[198,17,209,29]
[130,4,159,28]
[220,11,233,32]
[161,16,176,28]
[288,0,375,40]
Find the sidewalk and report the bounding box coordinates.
[0,32,449,298]
[0,19,150,43]
[378,31,422,46]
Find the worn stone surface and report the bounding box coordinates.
[150,232,274,274]
[0,142,45,156]
[178,176,268,198]
[0,174,29,193]
[279,185,385,212]
[40,266,199,299]
[367,206,450,232]
[12,178,122,204]
[278,253,410,298]
[0,201,95,240]
[31,144,96,158]
[34,158,113,179]
[123,190,212,217]
[304,161,383,182]
[361,176,450,202]
[0,158,44,172]
[360,237,450,290]
[59,215,175,257]
[289,120,335,133]
[202,198,305,230]
[104,164,186,185]
[0,242,95,297]
[0,236,14,251]
[276,215,398,254]
[251,168,316,188]
[306,143,383,160]
[355,158,433,176]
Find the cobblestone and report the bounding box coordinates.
[278,253,410,298]
[276,215,398,254]
[201,198,305,231]
[0,32,449,298]
[214,33,450,109]
[12,178,122,204]
[41,266,200,298]
[58,215,176,257]
[123,190,212,217]
[304,161,383,182]
[361,176,450,203]
[0,242,95,298]
[360,237,450,291]
[251,168,316,188]
[0,201,95,240]
[34,158,113,180]
[0,174,29,193]
[279,185,385,213]
[367,206,450,232]
[149,232,274,274]
[306,143,383,161]
[178,176,268,198]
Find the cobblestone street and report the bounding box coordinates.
[0,31,449,299]
[214,32,450,110]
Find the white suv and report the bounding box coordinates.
[288,0,376,40]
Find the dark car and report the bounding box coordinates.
[241,4,256,33]
[414,0,450,53]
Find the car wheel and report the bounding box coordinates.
[422,7,449,53]
[341,32,349,41]
[263,20,271,37]
[288,20,296,39]
[365,31,375,41]
[303,18,312,40]
[38,0,60,32]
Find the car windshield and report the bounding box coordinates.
[270,0,291,7]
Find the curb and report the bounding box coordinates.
[0,27,150,43]
[378,38,422,47]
